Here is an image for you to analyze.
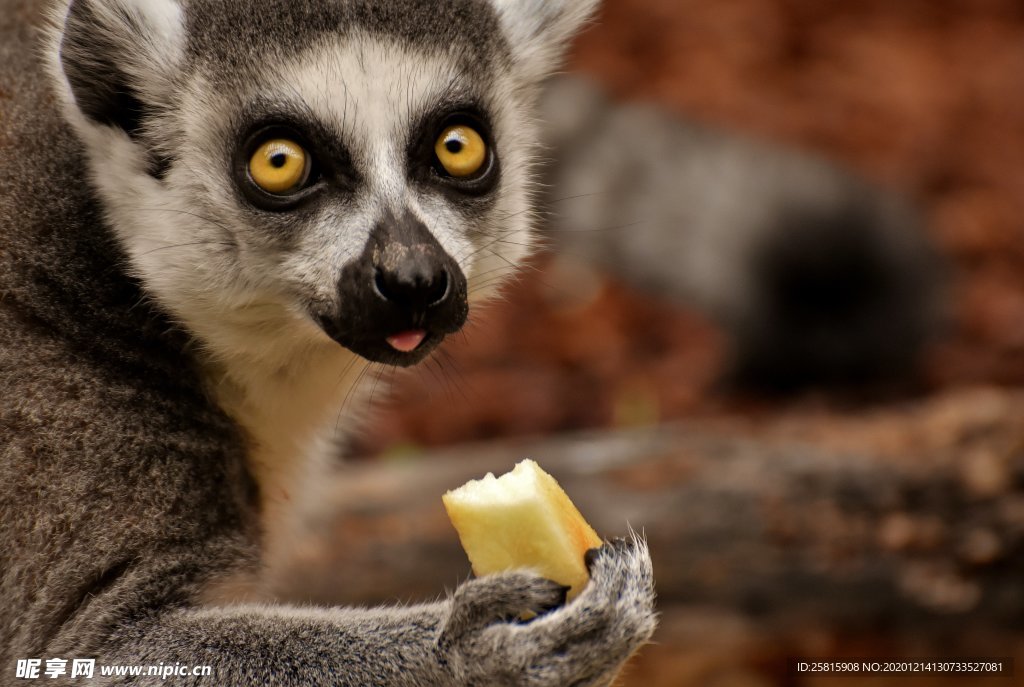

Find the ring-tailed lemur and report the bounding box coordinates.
[0,0,656,684]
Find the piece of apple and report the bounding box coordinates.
[442,459,603,601]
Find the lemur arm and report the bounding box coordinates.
[100,540,655,687]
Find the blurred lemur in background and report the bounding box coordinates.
[542,77,943,390]
[0,0,656,684]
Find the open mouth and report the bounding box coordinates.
[315,316,448,367]
[353,328,442,366]
[386,329,428,353]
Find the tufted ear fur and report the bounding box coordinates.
[59,0,184,138]
[488,0,600,84]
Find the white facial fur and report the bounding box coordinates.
[56,35,540,368]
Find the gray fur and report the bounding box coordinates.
[184,0,507,82]
[1,0,655,684]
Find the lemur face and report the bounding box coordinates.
[53,0,597,367]
[160,29,524,366]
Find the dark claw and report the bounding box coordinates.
[527,584,571,620]
[511,582,573,624]
[585,537,633,573]
[550,584,572,608]
[584,546,603,573]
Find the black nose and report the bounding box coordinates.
[373,256,450,311]
[326,211,469,365]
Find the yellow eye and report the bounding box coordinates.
[435,125,487,178]
[248,138,310,194]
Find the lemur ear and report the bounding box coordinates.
[489,0,600,84]
[59,0,184,137]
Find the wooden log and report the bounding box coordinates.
[270,390,1024,636]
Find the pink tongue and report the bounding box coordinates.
[386,330,427,353]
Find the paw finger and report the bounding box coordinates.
[444,573,570,643]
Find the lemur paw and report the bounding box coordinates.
[438,534,657,686]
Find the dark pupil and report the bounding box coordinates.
[445,138,463,154]
[270,152,288,168]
